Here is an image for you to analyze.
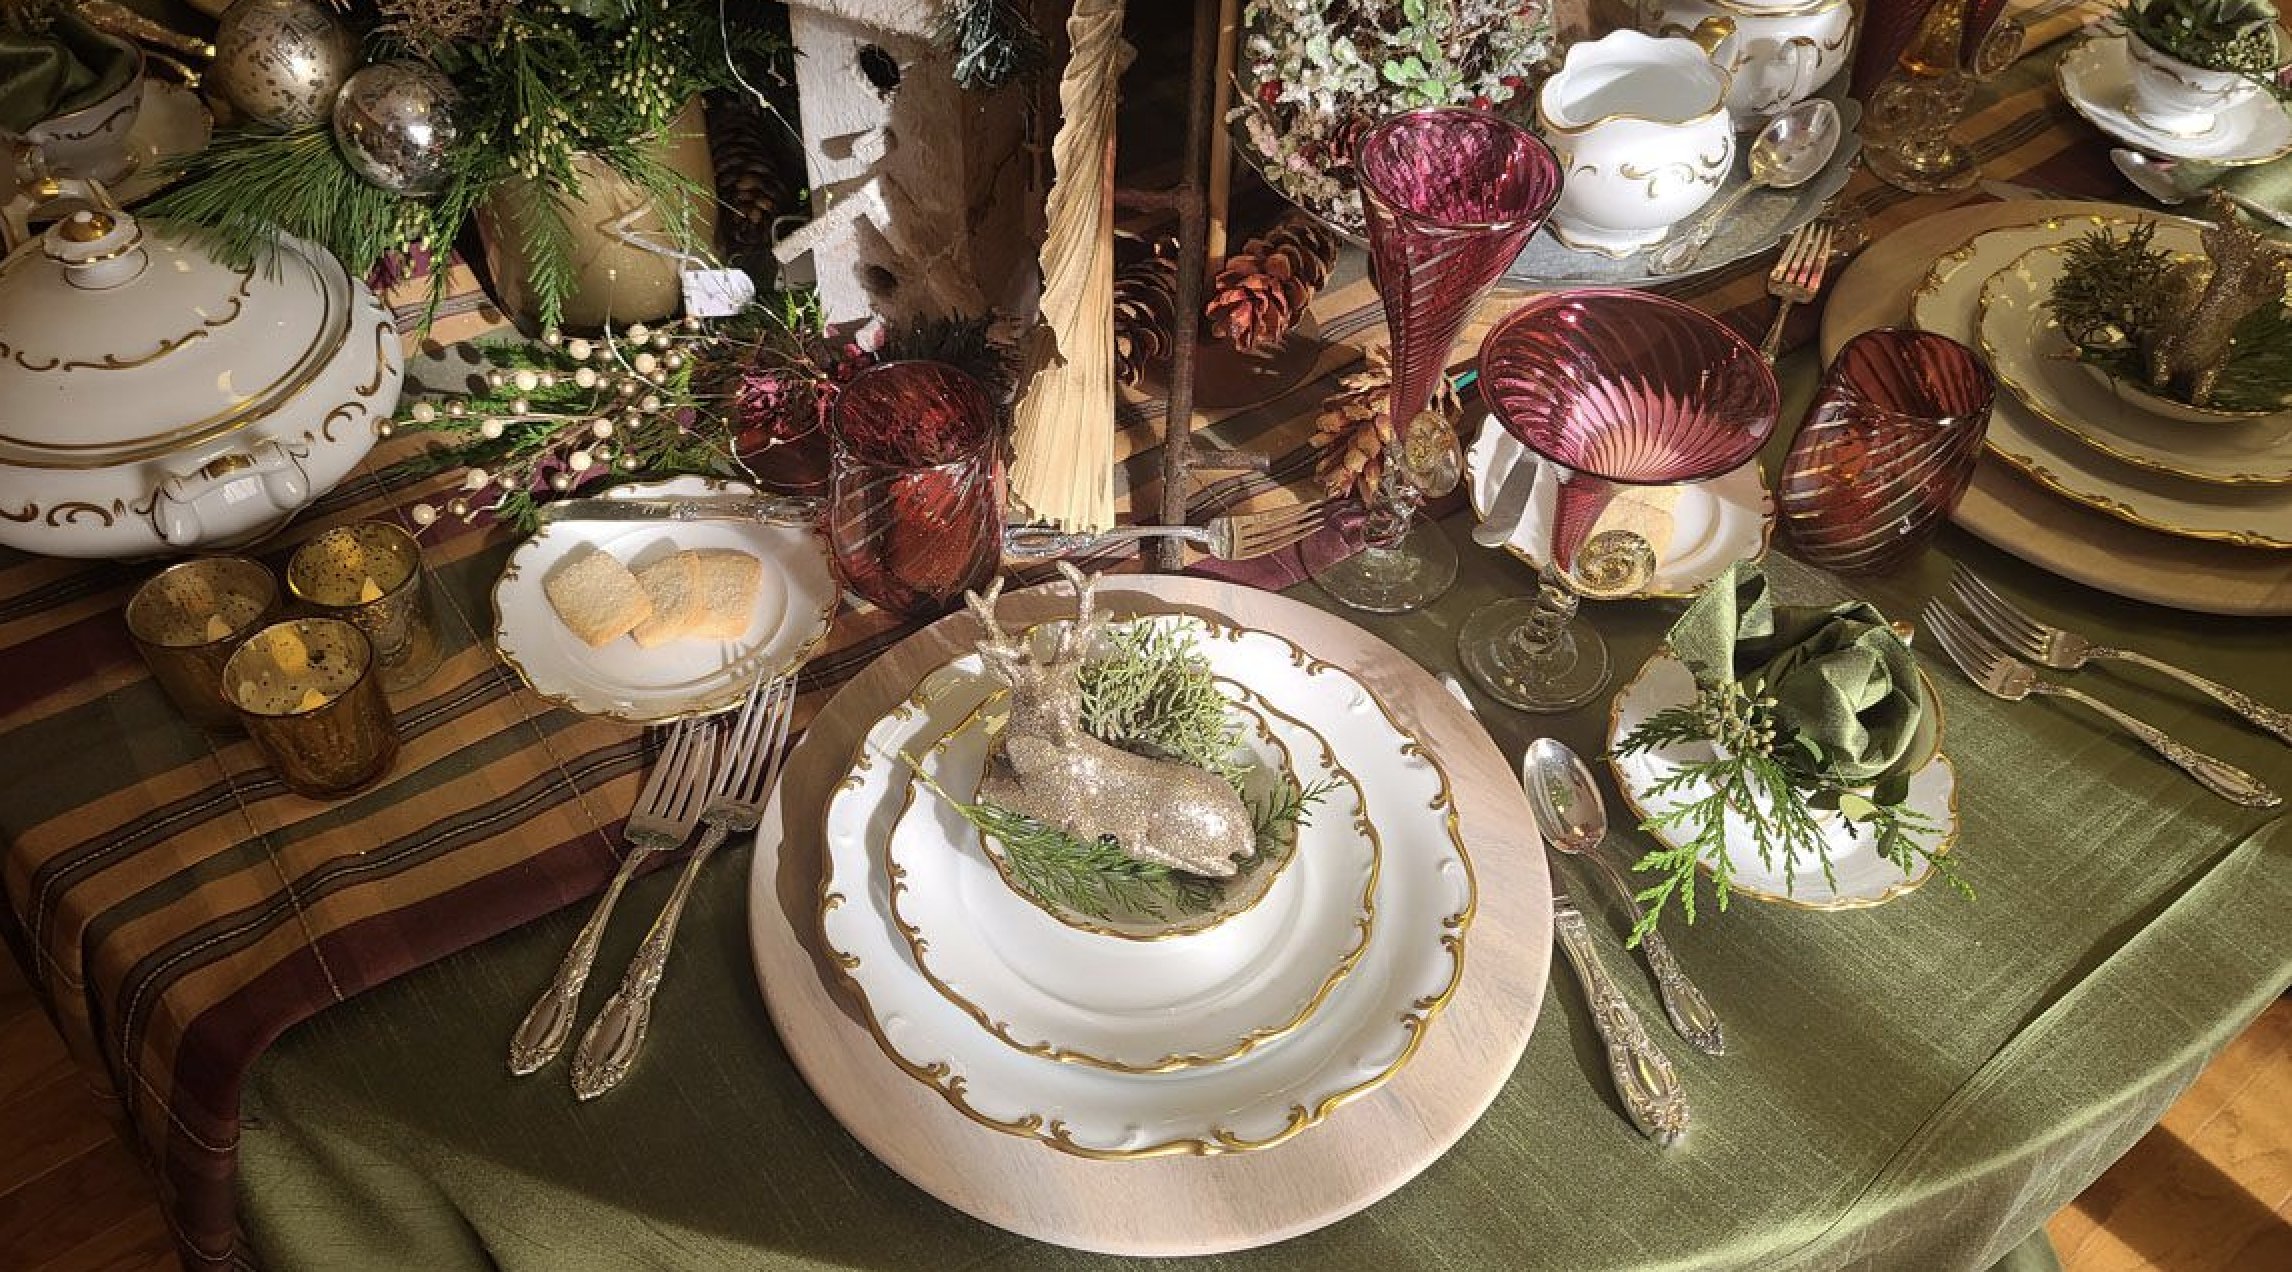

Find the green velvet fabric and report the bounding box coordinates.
[233,355,2292,1270]
[1663,560,1935,798]
[0,18,136,133]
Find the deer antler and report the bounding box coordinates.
[1051,563,1110,665]
[965,576,1029,677]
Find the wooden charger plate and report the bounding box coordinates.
[1820,197,2292,616]
[744,574,1550,1256]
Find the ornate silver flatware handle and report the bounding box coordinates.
[508,848,654,1075]
[2038,682,2281,808]
[1003,523,1211,559]
[1638,930,1726,1058]
[1582,852,1724,1056]
[1553,902,1689,1146]
[570,824,731,1099]
[2101,647,2292,748]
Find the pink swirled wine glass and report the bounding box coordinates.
[1310,107,1562,614]
[1462,289,1780,712]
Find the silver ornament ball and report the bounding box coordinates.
[333,62,461,197]
[211,0,357,129]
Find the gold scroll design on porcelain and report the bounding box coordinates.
[815,612,1478,1161]
[1573,141,1731,202]
[881,681,1379,1072]
[0,265,254,374]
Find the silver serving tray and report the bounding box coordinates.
[1504,87,1862,289]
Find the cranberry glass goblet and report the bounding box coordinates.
[1310,107,1562,613]
[828,360,1004,620]
[1462,289,1780,712]
[1779,328,1994,575]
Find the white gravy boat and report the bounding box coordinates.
[1537,24,1738,258]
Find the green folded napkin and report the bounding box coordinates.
[1668,562,1936,806]
[0,16,137,135]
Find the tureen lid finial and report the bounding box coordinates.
[57,210,114,243]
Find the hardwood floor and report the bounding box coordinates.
[0,946,2283,1270]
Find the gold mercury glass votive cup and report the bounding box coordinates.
[286,521,441,693]
[125,556,282,730]
[222,619,400,798]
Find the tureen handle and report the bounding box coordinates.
[152,443,313,547]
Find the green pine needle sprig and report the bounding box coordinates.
[1613,684,1966,945]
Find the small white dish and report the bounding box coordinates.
[2058,35,2292,166]
[491,476,836,723]
[21,79,211,220]
[885,662,1378,1073]
[1977,235,2292,486]
[1464,413,1772,599]
[1607,650,1958,910]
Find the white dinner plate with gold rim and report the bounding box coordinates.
[818,613,1475,1160]
[1606,650,1959,910]
[882,650,1379,1074]
[491,476,837,723]
[1977,235,2292,486]
[1911,216,2292,551]
[1465,413,1773,599]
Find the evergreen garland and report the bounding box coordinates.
[939,0,1047,91]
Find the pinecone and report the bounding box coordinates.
[1113,237,1180,388]
[1206,213,1343,354]
[1310,345,1461,504]
[707,90,799,277]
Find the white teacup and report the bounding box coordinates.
[1639,0,1857,128]
[7,38,145,187]
[2124,32,2275,138]
[1537,27,1737,257]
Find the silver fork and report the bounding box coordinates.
[1922,601,2280,808]
[1951,569,2292,747]
[1003,500,1332,562]
[570,674,801,1098]
[509,720,716,1075]
[1759,218,1837,363]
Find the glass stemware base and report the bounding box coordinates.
[1314,522,1457,614]
[1459,597,1611,713]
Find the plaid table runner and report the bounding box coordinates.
[0,5,2122,1265]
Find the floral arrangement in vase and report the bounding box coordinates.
[146,0,788,330]
[1229,0,1554,235]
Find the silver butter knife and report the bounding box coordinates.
[1439,674,1690,1146]
[532,494,822,526]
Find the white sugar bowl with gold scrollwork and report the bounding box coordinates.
[0,193,401,558]
[1536,26,1738,257]
[1636,0,1857,128]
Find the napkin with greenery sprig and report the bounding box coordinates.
[1614,562,1965,940]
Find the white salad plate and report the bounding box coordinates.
[1464,413,1773,600]
[1912,216,2292,550]
[491,476,837,722]
[884,661,1378,1074]
[1977,236,2292,486]
[818,613,1476,1159]
[2057,35,2292,166]
[1607,651,1959,910]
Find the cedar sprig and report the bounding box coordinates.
[1613,681,1964,945]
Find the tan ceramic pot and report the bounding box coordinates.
[476,98,718,331]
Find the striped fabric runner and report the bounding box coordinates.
[0,4,2121,1265]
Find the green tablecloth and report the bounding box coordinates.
[233,357,2292,1270]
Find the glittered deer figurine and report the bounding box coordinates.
[966,564,1255,877]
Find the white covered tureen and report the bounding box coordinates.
[0,196,402,558]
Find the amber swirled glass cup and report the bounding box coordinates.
[1779,328,1995,575]
[1463,289,1780,712]
[828,360,1004,619]
[1310,107,1562,614]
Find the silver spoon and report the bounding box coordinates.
[2109,148,2292,230]
[1651,99,1843,276]
[1524,738,1726,1056]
